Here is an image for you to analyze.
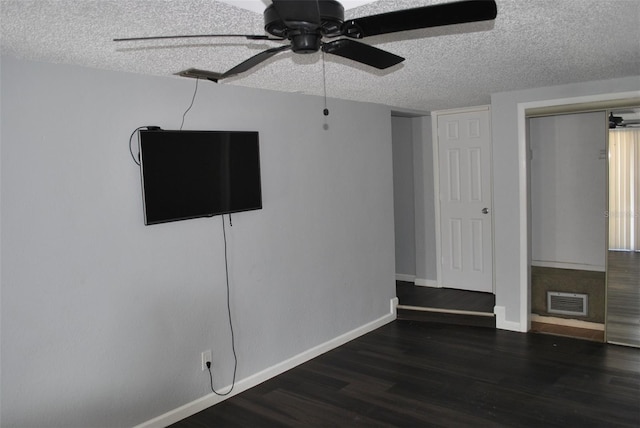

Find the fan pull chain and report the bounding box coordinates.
[322,51,329,116]
[317,0,328,117]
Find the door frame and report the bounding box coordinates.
[431,105,495,292]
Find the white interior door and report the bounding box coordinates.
[437,109,493,292]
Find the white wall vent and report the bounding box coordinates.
[547,292,588,316]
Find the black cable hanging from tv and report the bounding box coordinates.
[207,214,238,396]
[129,125,162,166]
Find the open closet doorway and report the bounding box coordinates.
[527,111,607,342]
[606,107,640,347]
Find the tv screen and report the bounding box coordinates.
[139,129,262,225]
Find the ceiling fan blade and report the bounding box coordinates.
[343,0,497,39]
[175,68,225,82]
[322,39,404,70]
[113,34,283,42]
[221,45,292,79]
[271,0,321,27]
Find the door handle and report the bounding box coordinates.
[482,208,489,214]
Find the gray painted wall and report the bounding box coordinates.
[1,56,396,427]
[392,116,415,277]
[412,117,437,283]
[529,112,607,270]
[491,76,640,327]
[391,115,437,283]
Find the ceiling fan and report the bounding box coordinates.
[114,0,498,82]
[609,112,640,129]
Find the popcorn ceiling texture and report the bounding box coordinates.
[1,0,639,111]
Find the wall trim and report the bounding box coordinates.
[531,260,605,272]
[431,105,490,116]
[395,273,416,282]
[414,278,438,287]
[531,314,604,331]
[431,113,443,290]
[395,275,438,288]
[134,299,398,428]
[398,304,494,317]
[494,306,525,332]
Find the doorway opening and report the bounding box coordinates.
[527,110,607,342]
[391,110,495,327]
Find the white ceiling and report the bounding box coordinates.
[1,0,639,112]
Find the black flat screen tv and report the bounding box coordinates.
[139,129,262,225]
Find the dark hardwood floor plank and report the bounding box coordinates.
[339,380,510,428]
[260,388,390,427]
[268,373,429,427]
[197,398,292,428]
[171,321,640,428]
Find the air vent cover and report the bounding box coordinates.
[547,292,588,316]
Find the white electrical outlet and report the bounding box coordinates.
[201,350,212,371]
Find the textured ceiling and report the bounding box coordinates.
[1,0,639,112]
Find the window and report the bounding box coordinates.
[609,128,640,251]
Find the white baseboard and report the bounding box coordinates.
[395,273,415,282]
[531,260,605,272]
[135,299,398,428]
[397,304,494,317]
[390,297,399,319]
[395,274,438,288]
[414,278,438,288]
[494,306,525,332]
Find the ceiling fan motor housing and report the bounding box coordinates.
[264,0,345,53]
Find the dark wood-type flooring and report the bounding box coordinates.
[607,251,640,347]
[171,320,640,427]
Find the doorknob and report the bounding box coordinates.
[482,208,489,214]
